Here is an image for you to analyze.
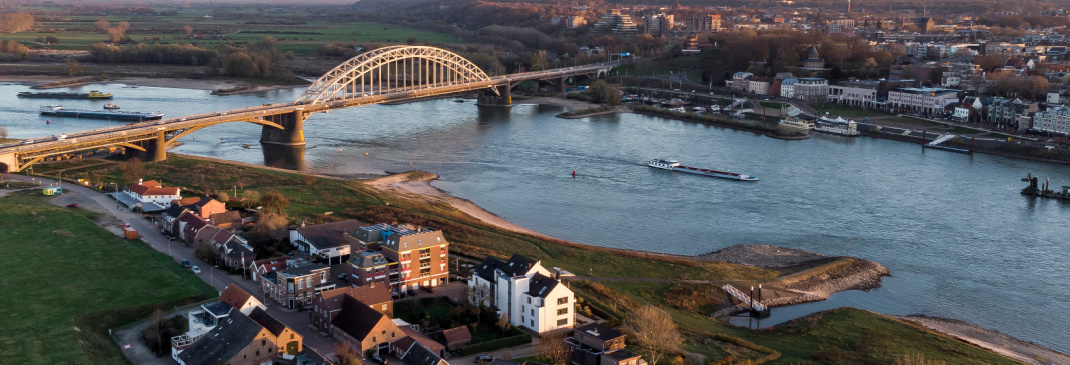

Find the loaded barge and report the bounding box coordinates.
[39,105,164,121]
[648,159,758,181]
[1021,173,1070,200]
[18,90,113,99]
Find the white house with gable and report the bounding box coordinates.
[469,254,575,333]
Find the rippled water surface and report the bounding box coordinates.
[3,83,1069,351]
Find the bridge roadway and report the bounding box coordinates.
[0,63,613,172]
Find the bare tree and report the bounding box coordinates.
[0,126,8,139]
[259,191,289,214]
[535,331,570,365]
[120,158,145,184]
[183,25,193,35]
[241,189,261,208]
[334,342,362,365]
[95,19,110,32]
[143,308,167,355]
[496,313,511,335]
[64,60,82,76]
[251,213,289,244]
[626,306,682,365]
[469,281,492,324]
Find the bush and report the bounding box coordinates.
[459,333,533,356]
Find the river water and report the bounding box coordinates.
[2,83,1069,352]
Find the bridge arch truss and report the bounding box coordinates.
[297,46,492,104]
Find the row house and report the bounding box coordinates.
[728,72,753,92]
[986,98,1040,131]
[177,284,266,343]
[951,96,984,123]
[349,223,450,293]
[310,284,393,333]
[290,220,363,265]
[260,262,335,309]
[1030,106,1070,136]
[331,295,404,357]
[792,78,828,102]
[747,77,772,95]
[249,257,291,283]
[566,323,645,365]
[174,306,303,365]
[470,254,575,334]
[886,87,960,116]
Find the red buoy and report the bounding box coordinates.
[571,170,576,177]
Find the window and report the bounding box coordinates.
[526,297,531,304]
[558,308,568,315]
[321,272,326,282]
[262,339,266,346]
[297,280,303,290]
[558,319,569,326]
[530,309,534,316]
[558,297,569,305]
[291,334,294,339]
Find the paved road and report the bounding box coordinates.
[1,173,336,357]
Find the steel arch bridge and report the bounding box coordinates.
[0,46,615,173]
[298,45,494,104]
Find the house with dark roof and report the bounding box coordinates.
[469,254,574,333]
[249,257,290,283]
[248,307,303,356]
[566,323,644,365]
[311,284,393,333]
[331,295,404,357]
[176,211,211,245]
[400,341,449,365]
[290,220,363,265]
[399,325,446,357]
[439,326,471,351]
[172,196,226,219]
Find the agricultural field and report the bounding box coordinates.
[2,10,460,55]
[0,190,216,364]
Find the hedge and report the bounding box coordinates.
[459,333,533,356]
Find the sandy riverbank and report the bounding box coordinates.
[900,315,1070,365]
[364,171,560,241]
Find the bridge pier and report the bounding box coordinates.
[0,152,15,173]
[260,111,308,146]
[555,77,567,92]
[477,84,512,107]
[130,131,168,162]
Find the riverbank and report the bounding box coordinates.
[900,315,1070,365]
[0,74,302,94]
[630,105,810,140]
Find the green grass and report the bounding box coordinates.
[0,190,217,364]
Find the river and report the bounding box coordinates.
[2,82,1068,352]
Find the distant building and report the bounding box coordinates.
[986,98,1039,131]
[729,72,754,92]
[793,78,828,101]
[1031,105,1070,136]
[642,14,673,36]
[593,10,638,33]
[901,17,935,32]
[566,323,645,365]
[747,77,773,95]
[470,254,575,333]
[687,15,722,32]
[349,223,450,293]
[121,179,181,211]
[310,284,393,333]
[566,16,587,28]
[803,47,825,70]
[828,80,881,109]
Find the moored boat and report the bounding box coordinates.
[815,116,860,136]
[18,90,113,99]
[779,115,815,130]
[104,103,120,109]
[647,159,758,181]
[39,105,163,121]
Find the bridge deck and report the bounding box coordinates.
[721,284,768,312]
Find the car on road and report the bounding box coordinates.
[370,356,387,364]
[475,355,494,364]
[182,259,191,268]
[191,265,201,274]
[66,203,79,208]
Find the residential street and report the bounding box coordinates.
[1,174,336,357]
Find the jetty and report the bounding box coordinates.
[722,284,770,317]
[922,131,973,154]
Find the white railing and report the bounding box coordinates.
[170,332,204,349]
[721,284,768,312]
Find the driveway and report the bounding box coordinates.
[1,174,334,356]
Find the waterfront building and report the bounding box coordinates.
[886,87,959,116]
[747,77,773,95]
[793,78,828,102]
[780,78,797,99]
[828,80,880,109]
[470,254,575,334]
[729,72,754,92]
[1029,106,1070,136]
[349,223,450,292]
[985,98,1039,131]
[593,10,638,33]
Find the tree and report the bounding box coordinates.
[536,331,570,365]
[259,191,289,214]
[119,158,146,184]
[143,308,167,355]
[64,60,82,76]
[108,27,126,43]
[334,342,362,365]
[183,25,193,35]
[469,281,492,324]
[117,21,130,31]
[45,36,59,45]
[95,19,110,32]
[0,126,7,139]
[626,305,682,365]
[215,191,230,204]
[241,189,261,208]
[496,313,511,335]
[588,79,622,105]
[251,213,289,244]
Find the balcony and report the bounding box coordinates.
[170,332,203,350]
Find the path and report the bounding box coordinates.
[0,173,334,358]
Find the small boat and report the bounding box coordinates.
[648,159,758,181]
[692,106,706,112]
[103,103,120,110]
[710,105,722,112]
[779,115,815,130]
[815,116,860,136]
[453,99,465,103]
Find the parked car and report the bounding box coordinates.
[475,355,494,364]
[182,259,191,268]
[66,203,79,208]
[191,265,201,274]
[337,274,347,281]
[371,356,387,364]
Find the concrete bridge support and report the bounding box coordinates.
[0,152,15,173]
[260,111,308,146]
[477,84,512,107]
[129,131,168,162]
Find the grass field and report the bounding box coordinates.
[0,190,216,364]
[2,13,459,55]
